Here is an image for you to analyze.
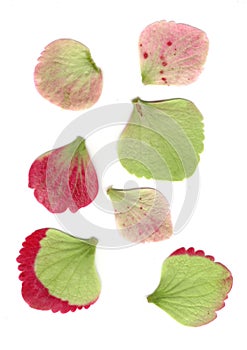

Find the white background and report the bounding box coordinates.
[1,0,247,349]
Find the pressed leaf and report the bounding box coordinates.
[34,39,103,110]
[29,136,98,213]
[17,228,100,313]
[118,98,204,181]
[139,20,209,85]
[107,187,172,243]
[147,247,233,326]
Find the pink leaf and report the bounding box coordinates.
[108,187,173,243]
[34,39,103,110]
[29,137,98,213]
[139,20,209,85]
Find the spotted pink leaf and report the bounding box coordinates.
[107,187,173,243]
[34,39,103,110]
[17,228,100,313]
[29,137,98,213]
[139,20,209,85]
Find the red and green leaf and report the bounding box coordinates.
[29,137,98,213]
[17,228,100,313]
[147,247,233,326]
[139,20,209,85]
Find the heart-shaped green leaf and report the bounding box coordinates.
[118,98,204,181]
[147,247,233,326]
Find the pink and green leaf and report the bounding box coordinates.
[29,136,98,213]
[34,39,103,110]
[17,228,100,313]
[107,187,172,243]
[147,247,233,326]
[139,20,209,85]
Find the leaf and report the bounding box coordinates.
[34,39,103,110]
[118,98,204,181]
[147,247,233,326]
[17,228,101,313]
[107,187,172,243]
[139,20,209,85]
[29,136,98,213]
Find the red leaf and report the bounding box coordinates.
[28,137,98,213]
[17,229,97,313]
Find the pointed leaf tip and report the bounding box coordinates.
[118,98,204,181]
[28,137,98,213]
[139,20,209,85]
[147,247,233,326]
[17,228,101,312]
[34,39,103,110]
[108,187,173,243]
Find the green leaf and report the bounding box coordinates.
[35,229,101,306]
[147,248,233,326]
[118,98,204,181]
[34,39,103,110]
[107,187,172,243]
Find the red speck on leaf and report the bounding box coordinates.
[187,247,195,255]
[206,255,215,261]
[140,43,143,47]
[170,247,186,256]
[167,41,172,46]
[162,61,168,66]
[160,55,164,60]
[17,229,97,312]
[143,52,149,59]
[160,70,164,74]
[161,77,167,82]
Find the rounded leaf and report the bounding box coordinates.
[34,39,103,110]
[139,20,209,85]
[28,137,98,213]
[147,247,233,326]
[118,98,204,181]
[17,228,100,312]
[107,187,172,243]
